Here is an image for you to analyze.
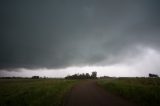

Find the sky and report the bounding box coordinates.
[0,0,160,77]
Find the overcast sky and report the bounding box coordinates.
[1,0,160,77]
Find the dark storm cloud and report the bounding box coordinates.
[0,0,160,69]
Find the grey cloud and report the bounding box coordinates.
[0,0,160,70]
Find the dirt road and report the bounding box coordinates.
[65,80,136,106]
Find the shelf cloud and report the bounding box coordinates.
[1,0,160,76]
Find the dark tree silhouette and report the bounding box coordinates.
[65,72,97,79]
[149,73,159,78]
[32,76,40,79]
[91,71,97,79]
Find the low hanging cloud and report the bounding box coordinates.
[1,46,160,77]
[0,0,160,72]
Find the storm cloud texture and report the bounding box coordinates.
[1,0,160,71]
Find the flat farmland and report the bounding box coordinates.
[0,79,77,106]
[1,78,160,106]
[98,78,160,106]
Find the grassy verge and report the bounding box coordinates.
[98,78,160,106]
[0,79,78,106]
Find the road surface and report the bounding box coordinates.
[65,80,136,106]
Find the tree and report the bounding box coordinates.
[65,72,97,79]
[32,76,39,79]
[149,73,159,78]
[86,73,90,78]
[91,71,97,79]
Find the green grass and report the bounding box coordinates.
[0,79,78,106]
[98,78,160,106]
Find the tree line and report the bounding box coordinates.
[65,71,97,79]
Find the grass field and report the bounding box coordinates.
[98,78,160,106]
[0,79,77,106]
